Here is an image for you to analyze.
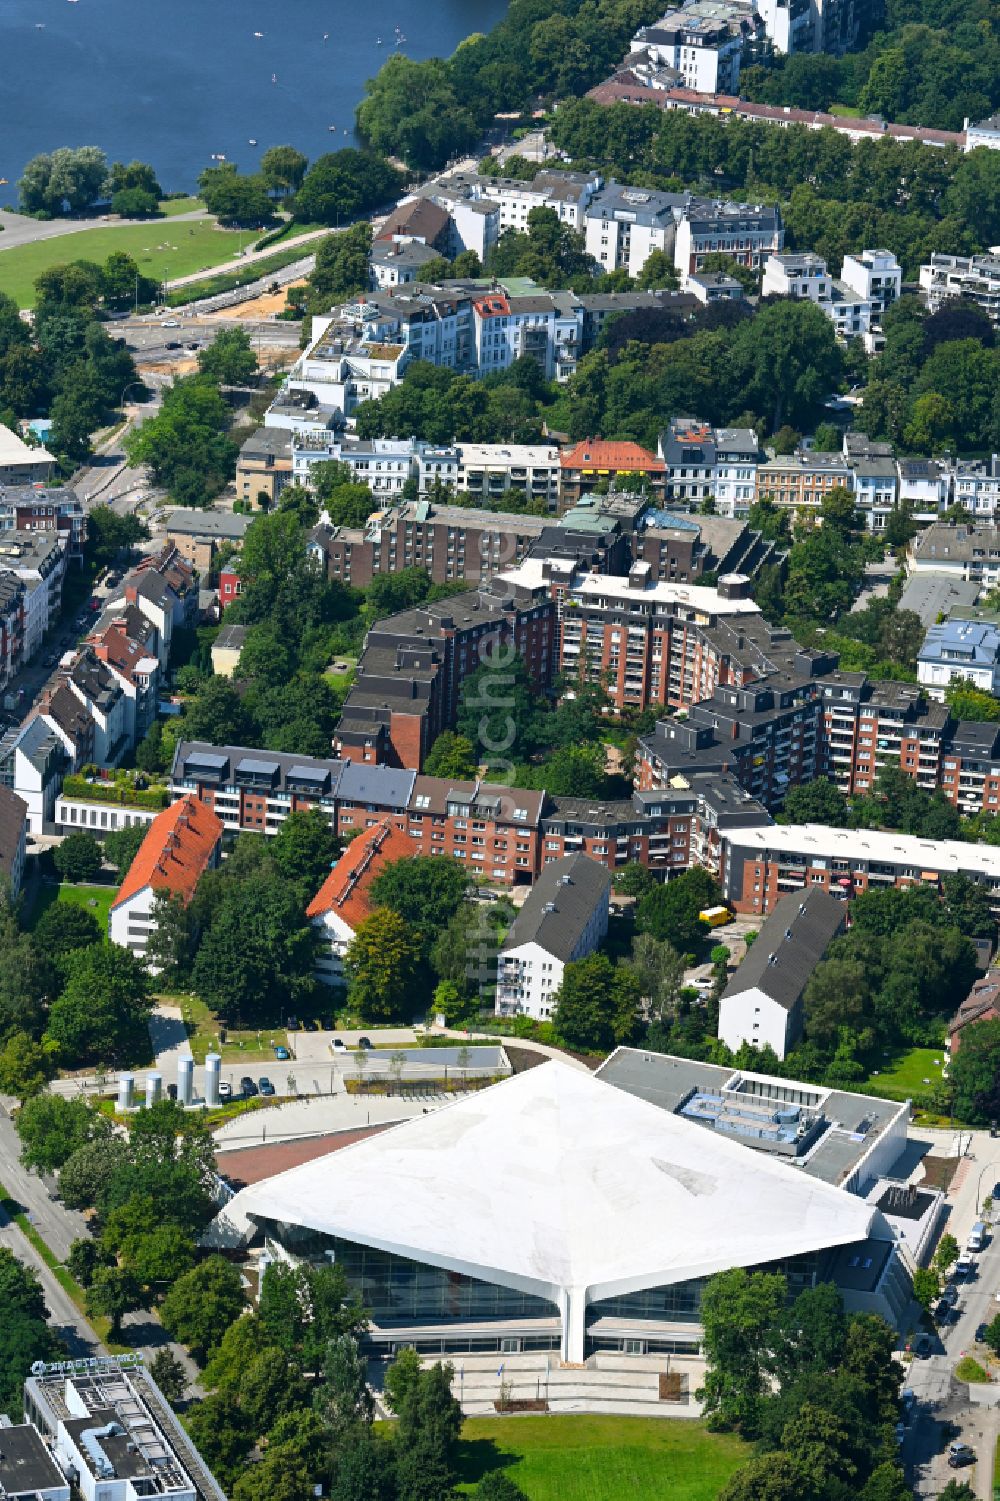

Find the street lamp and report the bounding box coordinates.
[975,1161,998,1215]
[120,380,144,414]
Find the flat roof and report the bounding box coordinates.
[496,559,760,616]
[222,1062,876,1305]
[726,821,1000,877]
[0,1424,67,1497]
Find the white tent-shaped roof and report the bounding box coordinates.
[225,1062,878,1360]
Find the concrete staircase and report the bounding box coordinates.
[445,1352,706,1419]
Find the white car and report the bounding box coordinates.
[161,318,180,327]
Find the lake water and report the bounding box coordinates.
[0,0,508,207]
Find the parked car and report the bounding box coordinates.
[258,1077,275,1097]
[273,1044,289,1061]
[218,1080,233,1101]
[911,1333,931,1357]
[358,1036,373,1049]
[240,1076,257,1097]
[948,1442,975,1469]
[43,653,56,668]
[332,1038,346,1053]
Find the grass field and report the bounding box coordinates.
[174,992,289,1063]
[453,1416,749,1501]
[30,880,118,933]
[865,1046,947,1102]
[0,217,247,307]
[158,197,203,216]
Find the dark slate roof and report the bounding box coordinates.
[721,888,844,1012]
[501,852,610,962]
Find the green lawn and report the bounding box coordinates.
[175,992,289,1063]
[158,196,204,216]
[0,217,247,307]
[454,1416,749,1501]
[865,1046,947,1102]
[30,880,118,934]
[827,102,862,117]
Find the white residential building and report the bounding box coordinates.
[714,427,760,517]
[954,457,1000,519]
[496,853,611,1021]
[717,888,845,1059]
[0,717,66,834]
[840,249,902,317]
[585,183,688,279]
[292,435,417,499]
[630,8,745,94]
[0,531,67,660]
[458,443,562,509]
[964,113,1000,152]
[307,819,415,985]
[674,202,784,277]
[917,618,1000,700]
[493,169,603,231]
[108,795,222,964]
[762,250,888,341]
[919,253,1000,323]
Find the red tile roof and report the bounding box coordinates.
[111,795,223,910]
[306,818,415,929]
[560,438,665,473]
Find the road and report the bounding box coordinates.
[905,1135,1000,1498]
[0,1104,202,1391]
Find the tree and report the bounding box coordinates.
[614,861,654,898]
[717,1453,817,1501]
[185,1394,254,1489]
[0,1032,55,1099]
[383,1344,422,1414]
[260,146,309,199]
[46,943,152,1067]
[369,856,468,952]
[16,1093,109,1173]
[198,327,258,386]
[345,908,423,1022]
[85,505,148,569]
[124,375,238,506]
[0,1250,61,1418]
[552,953,643,1052]
[933,1233,960,1277]
[636,867,722,954]
[911,1267,940,1311]
[423,731,478,780]
[86,1264,141,1340]
[198,163,273,225]
[112,187,160,218]
[294,151,404,227]
[160,1257,245,1363]
[945,676,1000,724]
[936,1485,979,1501]
[699,1267,787,1435]
[395,1361,463,1501]
[192,874,317,1024]
[67,1237,112,1288]
[331,1429,398,1501]
[948,1017,1000,1125]
[270,808,340,898]
[733,298,843,433]
[52,830,102,882]
[148,1348,188,1404]
[631,932,684,1018]
[103,824,148,879]
[316,1333,373,1440]
[782,778,848,824]
[305,223,373,306]
[474,1476,530,1501]
[58,1136,128,1212]
[19,147,108,216]
[183,675,256,745]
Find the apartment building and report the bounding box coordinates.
[0,716,68,833]
[370,239,443,290]
[908,522,1000,585]
[171,741,343,834]
[762,249,899,342]
[0,574,25,689]
[660,417,717,503]
[919,253,1000,323]
[843,432,898,530]
[108,795,223,964]
[713,428,761,516]
[0,531,67,660]
[235,427,293,508]
[584,182,689,279]
[309,501,549,590]
[0,784,28,901]
[492,168,603,231]
[559,439,666,506]
[674,202,783,276]
[953,457,1000,519]
[720,823,1000,916]
[755,450,852,510]
[496,853,610,1021]
[897,458,951,513]
[292,434,414,499]
[0,486,86,564]
[163,508,251,574]
[333,581,557,769]
[628,6,746,95]
[458,443,562,509]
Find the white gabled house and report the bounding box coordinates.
[496,853,611,1022]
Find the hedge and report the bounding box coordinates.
[62,775,170,812]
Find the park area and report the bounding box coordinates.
[0,213,247,306]
[30,880,118,933]
[453,1416,748,1501]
